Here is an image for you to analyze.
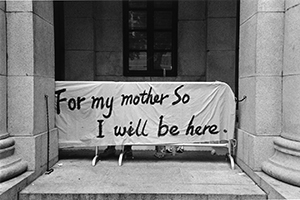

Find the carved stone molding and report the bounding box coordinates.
[262,137,300,187]
[0,133,27,182]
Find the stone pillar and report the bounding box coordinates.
[262,1,300,187]
[0,1,28,183]
[6,1,58,177]
[237,0,284,171]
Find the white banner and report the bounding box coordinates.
[55,81,236,147]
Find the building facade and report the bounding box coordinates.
[0,0,300,199]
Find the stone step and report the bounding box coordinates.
[19,150,267,200]
[19,192,266,200]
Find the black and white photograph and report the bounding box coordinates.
[1,0,300,199]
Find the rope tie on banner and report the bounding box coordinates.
[45,95,54,175]
[236,95,247,103]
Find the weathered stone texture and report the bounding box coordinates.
[283,75,300,141]
[207,51,236,93]
[239,14,257,77]
[64,18,94,51]
[0,76,6,134]
[7,12,34,76]
[0,9,6,76]
[179,0,206,20]
[207,18,236,50]
[283,4,300,75]
[256,13,284,75]
[237,129,275,171]
[65,51,94,81]
[208,0,237,17]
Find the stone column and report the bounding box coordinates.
[0,1,27,182]
[6,1,58,177]
[262,1,300,187]
[237,0,284,172]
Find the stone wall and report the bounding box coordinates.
[5,1,58,175]
[237,0,284,171]
[282,1,300,142]
[0,1,6,135]
[63,0,237,93]
[260,0,300,187]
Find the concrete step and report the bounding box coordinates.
[19,150,266,200]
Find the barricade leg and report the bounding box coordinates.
[118,145,124,166]
[92,146,99,166]
[227,140,235,170]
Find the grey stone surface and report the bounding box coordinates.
[238,77,256,134]
[178,52,206,76]
[256,76,282,135]
[236,129,244,165]
[14,129,58,172]
[285,0,300,10]
[0,76,6,134]
[206,51,236,93]
[33,77,56,132]
[178,1,206,20]
[257,0,285,11]
[65,51,94,81]
[208,0,237,18]
[33,1,53,25]
[8,76,55,135]
[96,51,122,76]
[96,19,122,52]
[7,76,34,135]
[236,156,287,199]
[7,12,34,76]
[207,18,236,50]
[256,12,284,76]
[178,21,206,53]
[0,9,5,76]
[0,172,33,200]
[0,1,4,11]
[33,14,54,78]
[249,135,275,170]
[6,0,32,12]
[238,76,282,136]
[283,75,300,141]
[64,17,94,51]
[236,129,275,171]
[95,1,122,20]
[178,21,206,76]
[283,4,300,75]
[256,171,300,199]
[240,0,257,24]
[262,137,300,187]
[239,14,256,77]
[64,1,94,18]
[19,151,266,200]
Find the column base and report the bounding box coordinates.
[0,133,28,183]
[262,137,300,187]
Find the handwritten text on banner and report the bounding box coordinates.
[55,81,236,147]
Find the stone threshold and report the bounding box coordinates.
[0,171,34,200]
[237,158,300,199]
[19,150,266,200]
